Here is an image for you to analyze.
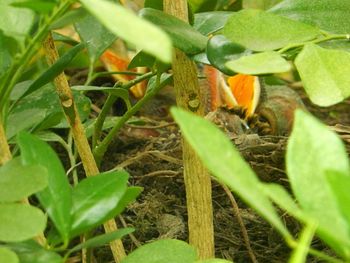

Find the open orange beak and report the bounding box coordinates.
[203,65,261,118]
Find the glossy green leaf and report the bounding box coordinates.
[171,107,290,238]
[289,223,317,263]
[226,51,291,75]
[6,108,46,140]
[70,170,129,237]
[0,30,18,74]
[111,186,142,217]
[287,110,350,256]
[243,0,283,9]
[194,11,232,35]
[9,80,32,100]
[144,0,163,10]
[11,0,55,14]
[191,52,210,64]
[52,32,80,46]
[269,0,350,34]
[75,13,117,64]
[0,0,34,43]
[8,240,62,263]
[128,51,156,69]
[0,247,18,263]
[223,9,320,51]
[0,158,47,202]
[327,171,350,227]
[9,84,91,133]
[0,203,46,242]
[50,7,87,30]
[20,42,85,100]
[121,239,197,263]
[17,132,72,243]
[207,34,246,75]
[80,0,172,63]
[140,8,208,55]
[295,44,350,106]
[69,228,134,254]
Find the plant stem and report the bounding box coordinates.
[92,71,156,150]
[43,32,126,263]
[0,121,11,166]
[278,34,349,54]
[93,73,169,164]
[0,0,72,114]
[163,0,215,259]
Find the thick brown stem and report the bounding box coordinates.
[0,121,11,166]
[164,0,215,259]
[43,33,126,262]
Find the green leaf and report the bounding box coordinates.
[0,30,18,75]
[140,8,208,55]
[52,32,80,46]
[0,0,35,44]
[0,247,19,263]
[70,170,129,237]
[75,13,117,64]
[121,239,197,263]
[289,223,317,263]
[50,7,87,30]
[68,228,134,254]
[6,108,47,140]
[269,0,350,34]
[128,51,156,69]
[111,186,142,217]
[243,0,283,10]
[17,132,72,243]
[287,110,350,256]
[226,51,291,75]
[326,171,350,228]
[206,34,246,75]
[0,203,46,242]
[193,11,232,35]
[223,9,320,51]
[11,0,55,14]
[0,158,47,202]
[9,84,91,133]
[295,44,350,106]
[7,240,62,263]
[80,0,172,63]
[262,183,310,223]
[171,107,290,238]
[319,40,350,52]
[144,0,163,10]
[19,42,85,100]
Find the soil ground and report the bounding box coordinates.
[67,69,350,263]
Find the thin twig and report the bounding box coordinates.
[222,185,258,263]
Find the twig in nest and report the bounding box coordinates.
[140,170,180,178]
[222,185,258,263]
[125,122,176,129]
[113,150,182,170]
[118,215,142,248]
[91,104,102,114]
